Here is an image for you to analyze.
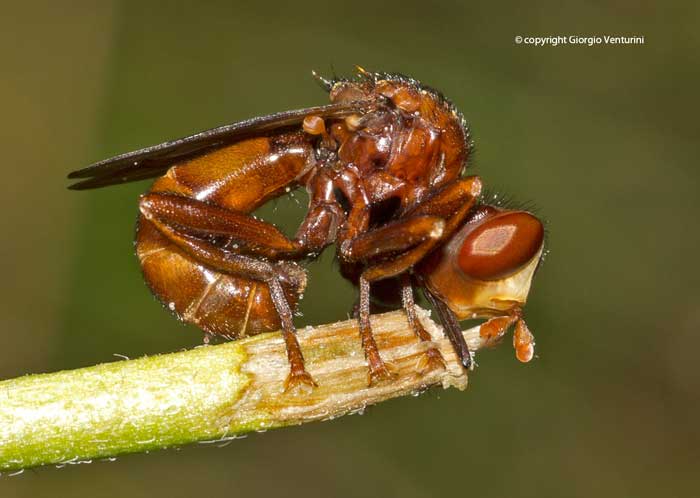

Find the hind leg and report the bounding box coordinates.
[140,194,316,393]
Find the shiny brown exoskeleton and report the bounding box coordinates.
[68,68,543,392]
[347,200,545,374]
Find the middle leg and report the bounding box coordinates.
[343,176,483,382]
[358,275,397,384]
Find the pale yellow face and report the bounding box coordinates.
[421,207,544,319]
[442,246,542,319]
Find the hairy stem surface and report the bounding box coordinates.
[0,308,487,471]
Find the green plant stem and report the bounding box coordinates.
[0,308,487,472]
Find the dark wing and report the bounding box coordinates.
[67,101,368,190]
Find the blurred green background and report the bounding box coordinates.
[2,1,698,496]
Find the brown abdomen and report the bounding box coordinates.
[135,133,312,338]
[136,219,302,338]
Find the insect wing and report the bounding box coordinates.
[67,101,368,190]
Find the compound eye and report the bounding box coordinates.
[458,211,544,280]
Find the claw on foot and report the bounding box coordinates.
[368,361,398,386]
[283,369,317,395]
[416,347,446,375]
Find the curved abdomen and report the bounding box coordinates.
[136,133,313,338]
